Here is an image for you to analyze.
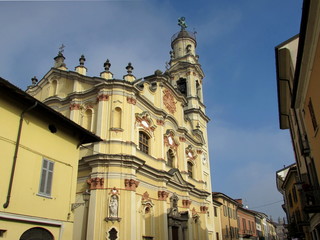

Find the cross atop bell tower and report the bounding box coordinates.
[167,17,205,109]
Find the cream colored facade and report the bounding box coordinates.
[212,193,239,240]
[0,78,100,240]
[27,21,214,240]
[276,0,320,239]
[213,200,223,240]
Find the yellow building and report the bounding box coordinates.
[213,199,223,240]
[212,192,239,240]
[27,18,215,240]
[276,0,320,239]
[276,165,310,240]
[0,77,100,239]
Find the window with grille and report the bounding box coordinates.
[187,161,193,178]
[139,131,149,154]
[39,159,54,197]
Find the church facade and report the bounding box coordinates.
[27,18,215,240]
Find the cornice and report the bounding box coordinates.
[80,153,210,199]
[184,108,210,122]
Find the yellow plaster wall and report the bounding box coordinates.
[0,96,83,240]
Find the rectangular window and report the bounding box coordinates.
[214,207,217,217]
[288,192,293,207]
[216,232,219,240]
[308,98,318,131]
[139,132,149,154]
[225,225,229,237]
[228,207,232,218]
[292,186,298,202]
[39,158,54,196]
[243,218,246,230]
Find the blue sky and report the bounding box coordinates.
[0,0,302,220]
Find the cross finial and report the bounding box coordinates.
[59,44,65,54]
[178,17,187,31]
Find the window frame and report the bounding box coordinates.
[38,158,54,197]
[187,161,193,178]
[139,131,150,154]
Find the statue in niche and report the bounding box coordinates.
[109,195,118,218]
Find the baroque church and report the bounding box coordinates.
[27,18,215,240]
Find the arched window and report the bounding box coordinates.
[139,131,150,154]
[177,78,187,96]
[167,149,174,168]
[20,227,53,240]
[187,161,193,178]
[82,109,93,131]
[113,107,122,128]
[51,80,57,96]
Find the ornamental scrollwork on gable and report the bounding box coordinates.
[164,129,179,150]
[185,145,197,161]
[135,111,157,132]
[163,89,177,114]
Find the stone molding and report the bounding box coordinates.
[158,191,169,201]
[127,97,137,105]
[182,200,192,208]
[87,177,104,189]
[97,94,109,101]
[163,89,176,114]
[124,179,139,191]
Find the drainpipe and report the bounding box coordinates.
[3,101,38,208]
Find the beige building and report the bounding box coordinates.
[212,192,239,240]
[27,18,215,240]
[0,77,100,240]
[213,199,223,240]
[276,0,320,239]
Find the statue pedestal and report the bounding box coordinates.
[105,217,121,223]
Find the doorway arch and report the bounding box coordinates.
[20,227,54,240]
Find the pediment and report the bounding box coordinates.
[168,168,188,187]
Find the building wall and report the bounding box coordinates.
[213,202,223,240]
[276,1,320,240]
[237,208,257,240]
[213,194,238,240]
[0,88,85,240]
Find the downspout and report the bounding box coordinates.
[3,101,38,208]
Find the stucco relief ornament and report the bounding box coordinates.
[164,130,179,150]
[163,89,176,114]
[135,112,157,133]
[186,145,197,161]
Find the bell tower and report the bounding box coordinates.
[167,17,206,125]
